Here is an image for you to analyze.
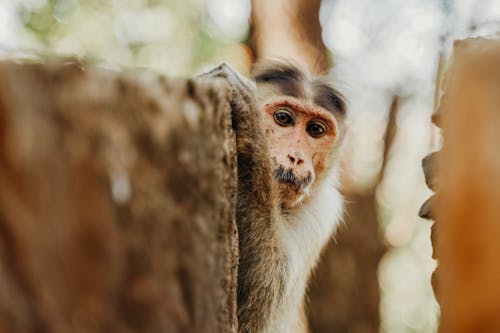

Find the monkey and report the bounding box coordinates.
[200,60,347,333]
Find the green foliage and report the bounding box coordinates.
[12,0,249,76]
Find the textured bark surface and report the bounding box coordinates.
[434,39,500,333]
[0,60,238,333]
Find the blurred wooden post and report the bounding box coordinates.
[308,98,396,333]
[308,192,384,333]
[0,61,239,333]
[250,0,329,74]
[436,39,500,333]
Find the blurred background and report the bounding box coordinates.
[1,0,499,332]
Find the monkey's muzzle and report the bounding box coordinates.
[273,166,312,191]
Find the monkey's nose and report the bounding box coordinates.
[287,154,304,165]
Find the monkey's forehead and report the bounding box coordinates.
[256,82,346,118]
[253,63,346,115]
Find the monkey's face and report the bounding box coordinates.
[252,60,347,208]
[262,97,339,208]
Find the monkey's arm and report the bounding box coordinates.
[199,64,286,332]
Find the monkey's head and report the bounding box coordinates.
[253,61,347,208]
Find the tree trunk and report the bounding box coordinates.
[308,97,398,333]
[0,60,239,333]
[308,192,385,333]
[250,0,329,74]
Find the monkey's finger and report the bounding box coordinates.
[199,63,231,79]
[200,64,246,88]
[199,64,255,104]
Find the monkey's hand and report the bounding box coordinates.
[199,63,256,102]
[198,64,283,333]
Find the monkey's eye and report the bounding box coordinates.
[306,121,326,138]
[273,110,295,126]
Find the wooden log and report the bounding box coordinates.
[436,38,500,333]
[0,60,238,333]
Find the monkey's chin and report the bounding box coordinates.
[278,183,307,208]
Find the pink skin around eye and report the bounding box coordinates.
[264,96,337,134]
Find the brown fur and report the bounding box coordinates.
[201,64,286,332]
[201,62,347,333]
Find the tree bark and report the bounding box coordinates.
[0,60,239,333]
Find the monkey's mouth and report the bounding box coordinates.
[273,166,312,191]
